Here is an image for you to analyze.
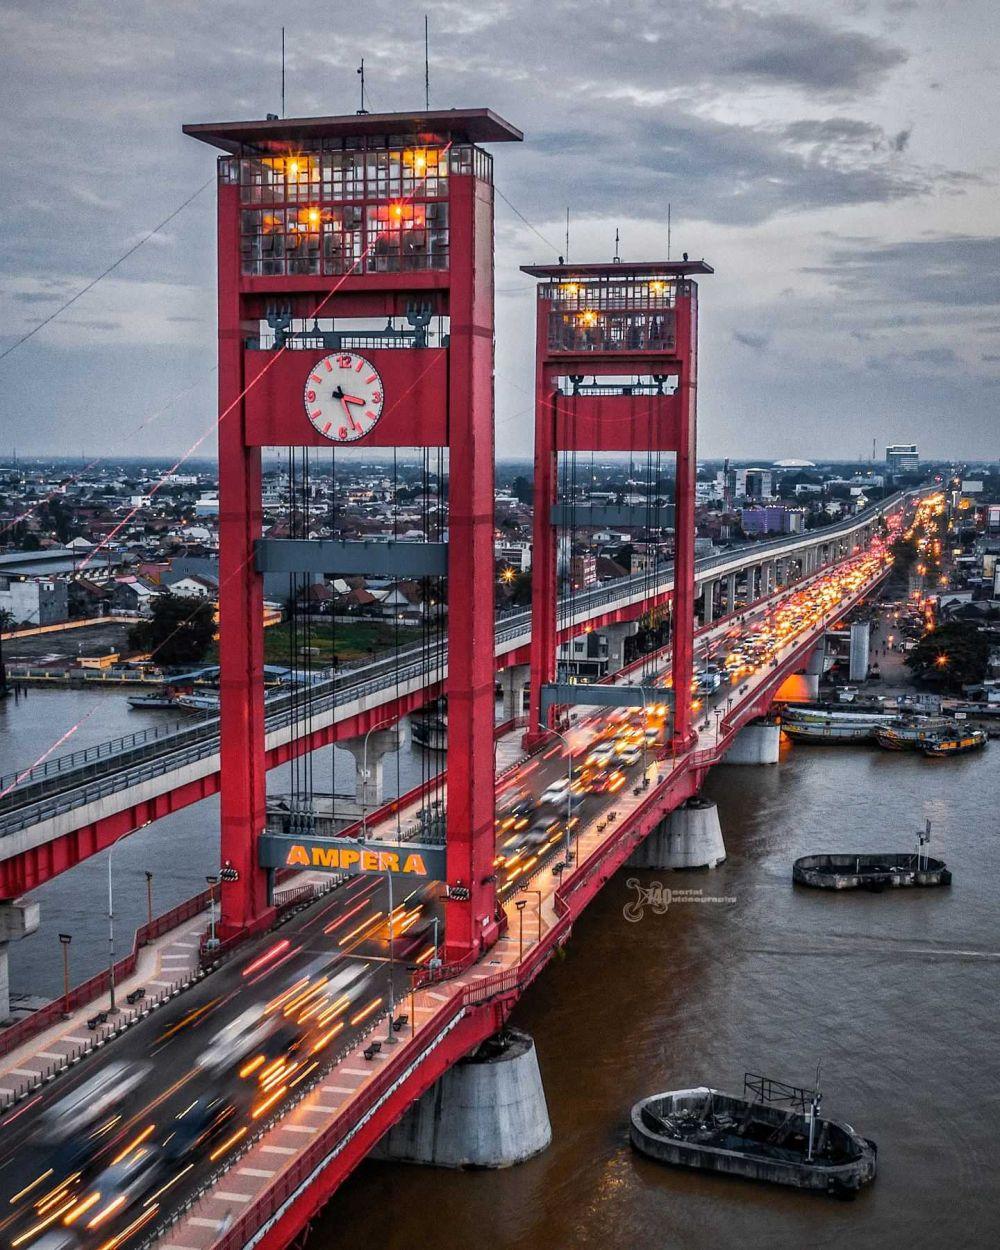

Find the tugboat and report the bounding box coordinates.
[922,728,987,758]
[630,1073,876,1195]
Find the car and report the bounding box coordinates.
[76,1146,164,1230]
[539,777,571,806]
[40,1060,152,1141]
[163,1095,238,1163]
[617,746,641,767]
[198,1005,273,1074]
[584,743,616,768]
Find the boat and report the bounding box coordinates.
[175,692,220,713]
[411,699,447,751]
[793,852,951,890]
[127,692,183,710]
[873,718,951,751]
[780,707,895,743]
[630,1076,877,1196]
[922,729,987,758]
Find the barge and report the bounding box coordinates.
[630,1075,876,1195]
[781,707,895,742]
[793,852,951,890]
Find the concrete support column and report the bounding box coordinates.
[701,579,716,625]
[724,720,781,765]
[0,899,40,1023]
[602,621,639,674]
[499,664,529,722]
[726,572,737,613]
[626,798,726,870]
[374,1028,551,1168]
[849,620,871,682]
[342,728,400,810]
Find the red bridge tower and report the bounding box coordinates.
[185,109,520,955]
[522,259,712,750]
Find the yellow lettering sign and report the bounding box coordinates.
[403,854,427,875]
[285,844,310,867]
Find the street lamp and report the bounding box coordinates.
[205,875,219,949]
[106,821,148,1013]
[515,898,527,962]
[537,722,575,865]
[385,867,398,1045]
[144,871,154,928]
[360,718,394,842]
[58,934,72,1016]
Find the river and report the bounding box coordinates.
[3,687,997,1247]
[313,738,999,1249]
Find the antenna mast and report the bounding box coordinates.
[281,27,286,117]
[613,227,620,263]
[565,208,570,263]
[424,16,430,110]
[667,203,671,260]
[357,59,368,115]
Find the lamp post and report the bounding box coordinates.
[144,871,154,929]
[538,722,575,865]
[58,934,71,1016]
[106,822,147,1013]
[515,898,527,963]
[384,868,399,1044]
[361,718,394,842]
[205,875,219,949]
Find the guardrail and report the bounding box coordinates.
[0,886,213,1059]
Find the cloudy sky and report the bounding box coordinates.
[0,0,997,461]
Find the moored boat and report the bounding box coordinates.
[781,707,895,742]
[630,1077,877,1195]
[874,718,951,751]
[922,729,987,758]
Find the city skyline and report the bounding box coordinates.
[0,1,997,460]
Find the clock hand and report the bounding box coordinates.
[338,393,365,432]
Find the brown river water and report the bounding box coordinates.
[313,737,1000,1249]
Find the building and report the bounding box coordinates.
[0,576,68,627]
[569,554,597,590]
[740,506,806,536]
[886,444,919,472]
[743,468,773,500]
[494,539,532,572]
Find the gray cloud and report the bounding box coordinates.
[805,236,1000,306]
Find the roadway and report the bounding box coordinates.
[0,534,897,1250]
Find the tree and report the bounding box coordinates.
[905,621,990,692]
[129,593,216,667]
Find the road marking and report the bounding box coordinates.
[0,1086,15,1095]
[11,1068,40,1077]
[341,1067,368,1076]
[281,1124,317,1134]
[261,1145,297,1155]
[303,1104,337,1113]
[321,1085,353,1095]
[161,1243,200,1250]
[427,991,448,1002]
[214,1192,252,1203]
[189,1217,226,1229]
[36,1051,64,1061]
[63,1035,90,1044]
[172,940,200,949]
[149,979,174,987]
[236,1168,276,1179]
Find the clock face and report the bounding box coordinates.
[304,352,385,443]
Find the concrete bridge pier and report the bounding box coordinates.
[724,720,781,765]
[499,664,529,722]
[626,797,726,869]
[342,727,401,810]
[849,620,871,682]
[0,898,40,1022]
[374,1028,551,1168]
[701,579,716,626]
[602,621,639,674]
[726,572,738,613]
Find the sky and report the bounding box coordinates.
[0,0,997,462]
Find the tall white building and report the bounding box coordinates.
[886,444,919,472]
